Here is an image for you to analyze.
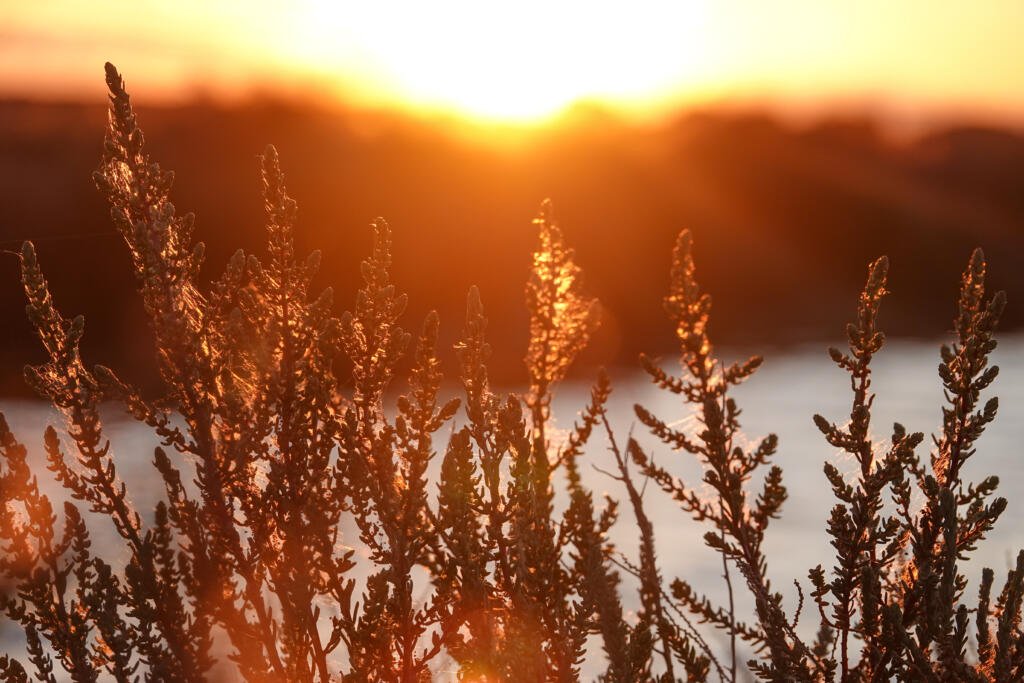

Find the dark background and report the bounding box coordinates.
[1,98,1023,396]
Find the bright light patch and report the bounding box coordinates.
[284,1,712,122]
[4,1,1024,128]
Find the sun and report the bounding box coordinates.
[280,0,714,123]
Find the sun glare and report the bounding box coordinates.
[283,0,713,123]
[4,2,1024,127]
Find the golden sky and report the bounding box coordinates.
[2,1,1023,126]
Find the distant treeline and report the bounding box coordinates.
[1,98,1023,394]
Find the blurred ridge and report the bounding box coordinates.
[1,98,1023,396]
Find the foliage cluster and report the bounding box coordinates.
[1,65,1021,682]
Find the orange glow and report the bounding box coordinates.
[2,1,1024,126]
[281,0,714,122]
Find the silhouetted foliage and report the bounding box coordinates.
[2,64,1022,682]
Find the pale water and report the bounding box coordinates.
[2,336,1022,678]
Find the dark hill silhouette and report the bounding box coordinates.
[1,98,1022,395]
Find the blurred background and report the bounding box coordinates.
[1,0,1023,391]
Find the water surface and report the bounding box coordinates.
[3,336,1022,677]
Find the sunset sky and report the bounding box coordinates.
[2,1,1023,126]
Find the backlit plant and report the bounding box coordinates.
[1,64,1021,682]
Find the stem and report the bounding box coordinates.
[721,531,737,683]
[601,413,677,680]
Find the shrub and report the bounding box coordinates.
[0,64,1021,682]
